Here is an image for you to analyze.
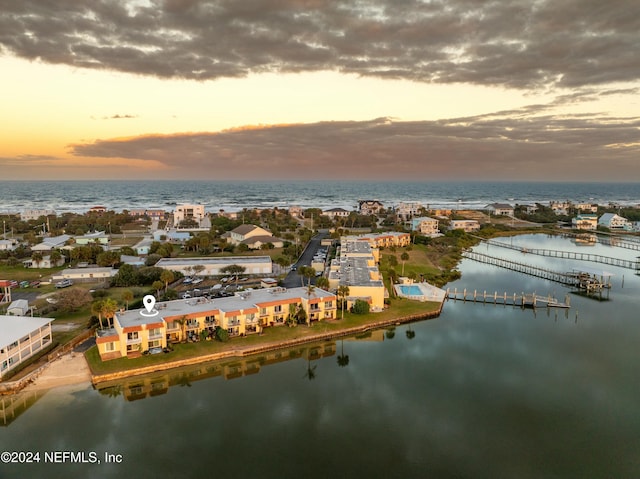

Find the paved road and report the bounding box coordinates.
[281,230,329,289]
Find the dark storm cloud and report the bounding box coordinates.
[1,0,638,89]
[69,112,640,181]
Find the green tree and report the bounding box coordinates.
[400,251,409,276]
[221,264,246,288]
[152,280,164,297]
[337,339,349,368]
[100,297,119,328]
[315,276,329,290]
[121,289,134,310]
[160,269,175,293]
[352,299,370,315]
[338,285,350,319]
[216,327,229,342]
[49,249,62,266]
[31,251,43,268]
[92,299,105,329]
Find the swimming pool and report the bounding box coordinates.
[398,285,423,296]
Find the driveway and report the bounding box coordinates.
[281,230,328,289]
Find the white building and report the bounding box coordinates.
[31,234,71,252]
[572,214,598,231]
[449,220,480,232]
[322,208,350,219]
[0,315,53,379]
[410,217,440,236]
[20,209,56,221]
[173,204,206,225]
[486,203,514,216]
[598,213,631,230]
[0,239,18,251]
[395,202,423,221]
[155,256,273,276]
[52,267,117,282]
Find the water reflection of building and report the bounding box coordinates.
[0,389,47,426]
[96,342,338,402]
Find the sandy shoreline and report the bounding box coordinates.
[21,353,92,392]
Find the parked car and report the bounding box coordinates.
[19,280,30,288]
[9,280,18,287]
[55,279,73,288]
[29,280,41,288]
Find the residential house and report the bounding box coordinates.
[0,315,53,379]
[572,214,598,230]
[486,203,514,216]
[74,231,109,246]
[288,206,304,218]
[449,220,480,232]
[575,203,598,214]
[52,267,117,282]
[133,237,154,255]
[152,229,191,242]
[89,206,107,214]
[173,204,206,225]
[598,213,631,230]
[0,239,18,251]
[130,209,166,220]
[96,287,337,361]
[550,201,571,215]
[224,224,284,249]
[30,234,71,252]
[358,200,384,216]
[409,217,440,237]
[395,202,422,221]
[20,209,56,221]
[22,254,65,269]
[322,208,350,219]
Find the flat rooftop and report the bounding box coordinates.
[329,257,383,288]
[156,256,272,266]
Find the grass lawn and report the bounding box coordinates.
[85,297,441,376]
[0,263,66,282]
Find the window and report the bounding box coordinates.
[274,305,282,313]
[260,308,267,315]
[246,313,255,321]
[149,328,162,337]
[325,301,333,308]
[127,332,139,340]
[105,342,115,352]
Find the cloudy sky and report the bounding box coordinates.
[1,0,639,181]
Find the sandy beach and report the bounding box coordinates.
[22,353,92,392]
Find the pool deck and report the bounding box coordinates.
[395,282,447,302]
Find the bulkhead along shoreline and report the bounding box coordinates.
[89,303,444,386]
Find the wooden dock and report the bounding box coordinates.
[478,238,640,271]
[446,288,570,308]
[462,251,612,292]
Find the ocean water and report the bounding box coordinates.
[0,180,638,214]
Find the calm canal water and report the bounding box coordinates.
[1,234,639,478]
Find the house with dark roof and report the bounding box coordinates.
[358,200,384,216]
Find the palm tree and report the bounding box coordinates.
[101,298,118,328]
[121,289,134,310]
[221,264,246,289]
[175,315,188,342]
[338,285,350,320]
[401,252,409,276]
[315,276,329,290]
[92,299,105,329]
[337,339,349,368]
[160,269,174,294]
[49,249,62,266]
[152,280,164,298]
[304,357,317,381]
[31,251,43,268]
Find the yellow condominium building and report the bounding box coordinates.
[96,287,337,361]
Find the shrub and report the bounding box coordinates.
[351,299,370,315]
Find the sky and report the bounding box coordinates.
[1,0,639,181]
